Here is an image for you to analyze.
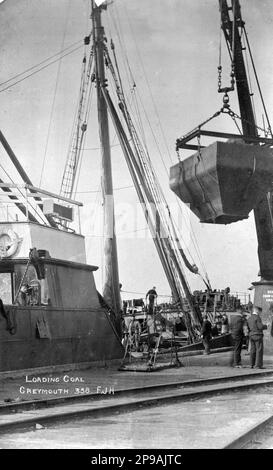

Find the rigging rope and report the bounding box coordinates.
[60,36,95,200]
[105,26,210,289]
[123,2,174,166]
[0,45,83,94]
[102,44,203,329]
[72,83,94,199]
[39,0,72,187]
[242,31,257,126]
[106,6,208,282]
[242,26,273,138]
[0,40,82,89]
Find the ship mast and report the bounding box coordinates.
[91,0,121,334]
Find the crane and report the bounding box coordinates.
[219,0,273,325]
[171,0,273,325]
[219,0,273,282]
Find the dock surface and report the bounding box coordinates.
[1,349,272,404]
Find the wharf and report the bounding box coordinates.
[0,349,273,405]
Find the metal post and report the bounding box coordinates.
[77,205,81,235]
[25,186,29,221]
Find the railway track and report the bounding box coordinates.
[1,369,273,437]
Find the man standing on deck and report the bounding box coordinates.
[247,306,267,369]
[146,286,158,314]
[229,306,244,368]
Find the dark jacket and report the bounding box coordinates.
[146,289,157,301]
[247,314,265,338]
[229,314,244,339]
[201,319,212,338]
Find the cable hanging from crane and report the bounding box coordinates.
[218,0,235,98]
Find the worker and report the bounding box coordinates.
[211,322,219,337]
[223,286,230,308]
[19,283,32,306]
[243,314,250,355]
[146,286,157,314]
[201,314,212,355]
[221,313,229,334]
[229,306,244,368]
[215,314,222,334]
[247,306,267,369]
[269,303,273,338]
[122,300,128,316]
[174,315,185,337]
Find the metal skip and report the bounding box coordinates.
[170,141,273,224]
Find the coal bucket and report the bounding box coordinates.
[170,141,273,224]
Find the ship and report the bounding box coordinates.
[1,0,272,374]
[0,0,209,374]
[0,1,127,373]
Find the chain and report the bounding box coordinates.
[177,96,272,156]
[218,63,235,94]
[224,107,268,135]
[218,0,235,94]
[224,108,242,134]
[218,64,235,93]
[218,65,222,92]
[176,110,222,150]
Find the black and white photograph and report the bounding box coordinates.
[0,0,273,455]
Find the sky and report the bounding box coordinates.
[0,0,273,301]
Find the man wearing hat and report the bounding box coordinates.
[247,306,267,369]
[229,306,244,367]
[201,314,212,355]
[146,286,158,314]
[269,303,273,338]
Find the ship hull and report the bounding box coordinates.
[0,222,124,373]
[0,305,123,372]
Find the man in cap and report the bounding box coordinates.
[146,286,158,314]
[269,303,273,338]
[247,306,267,369]
[201,314,212,355]
[229,306,244,368]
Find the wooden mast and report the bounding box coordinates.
[91,0,121,335]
